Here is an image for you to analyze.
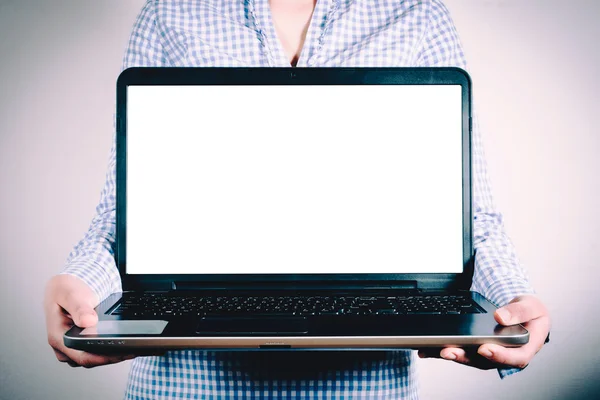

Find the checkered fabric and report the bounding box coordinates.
[61,1,536,398]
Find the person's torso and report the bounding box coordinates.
[124,1,440,398]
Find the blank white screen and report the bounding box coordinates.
[126,85,463,274]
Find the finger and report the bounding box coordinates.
[54,349,70,363]
[418,347,470,361]
[477,343,531,369]
[61,347,133,368]
[422,347,496,370]
[419,347,468,362]
[56,289,98,328]
[440,348,478,366]
[417,348,444,359]
[440,347,464,361]
[446,347,499,370]
[494,295,546,326]
[478,317,549,368]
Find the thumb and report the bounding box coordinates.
[495,295,545,325]
[70,304,98,328]
[55,280,99,328]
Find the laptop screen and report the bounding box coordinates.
[125,85,463,275]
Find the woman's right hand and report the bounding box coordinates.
[44,274,135,367]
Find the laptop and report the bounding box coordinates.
[64,67,528,353]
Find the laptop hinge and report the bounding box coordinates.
[171,280,419,291]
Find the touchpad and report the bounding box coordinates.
[197,316,308,334]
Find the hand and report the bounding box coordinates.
[44,274,135,368]
[418,295,550,370]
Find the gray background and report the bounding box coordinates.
[0,0,598,399]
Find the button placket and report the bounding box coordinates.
[308,0,339,66]
[248,0,280,67]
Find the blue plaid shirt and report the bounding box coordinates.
[62,0,536,398]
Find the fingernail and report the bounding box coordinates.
[443,352,456,360]
[497,309,511,323]
[479,348,493,358]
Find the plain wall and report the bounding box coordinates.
[0,0,598,398]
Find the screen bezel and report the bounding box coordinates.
[116,67,473,291]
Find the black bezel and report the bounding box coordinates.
[116,67,473,291]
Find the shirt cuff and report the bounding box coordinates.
[483,278,536,308]
[61,260,119,303]
[498,366,525,379]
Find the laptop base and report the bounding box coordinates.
[65,290,528,353]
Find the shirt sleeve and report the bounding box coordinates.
[61,0,169,302]
[415,0,536,379]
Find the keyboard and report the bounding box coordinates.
[110,294,483,317]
